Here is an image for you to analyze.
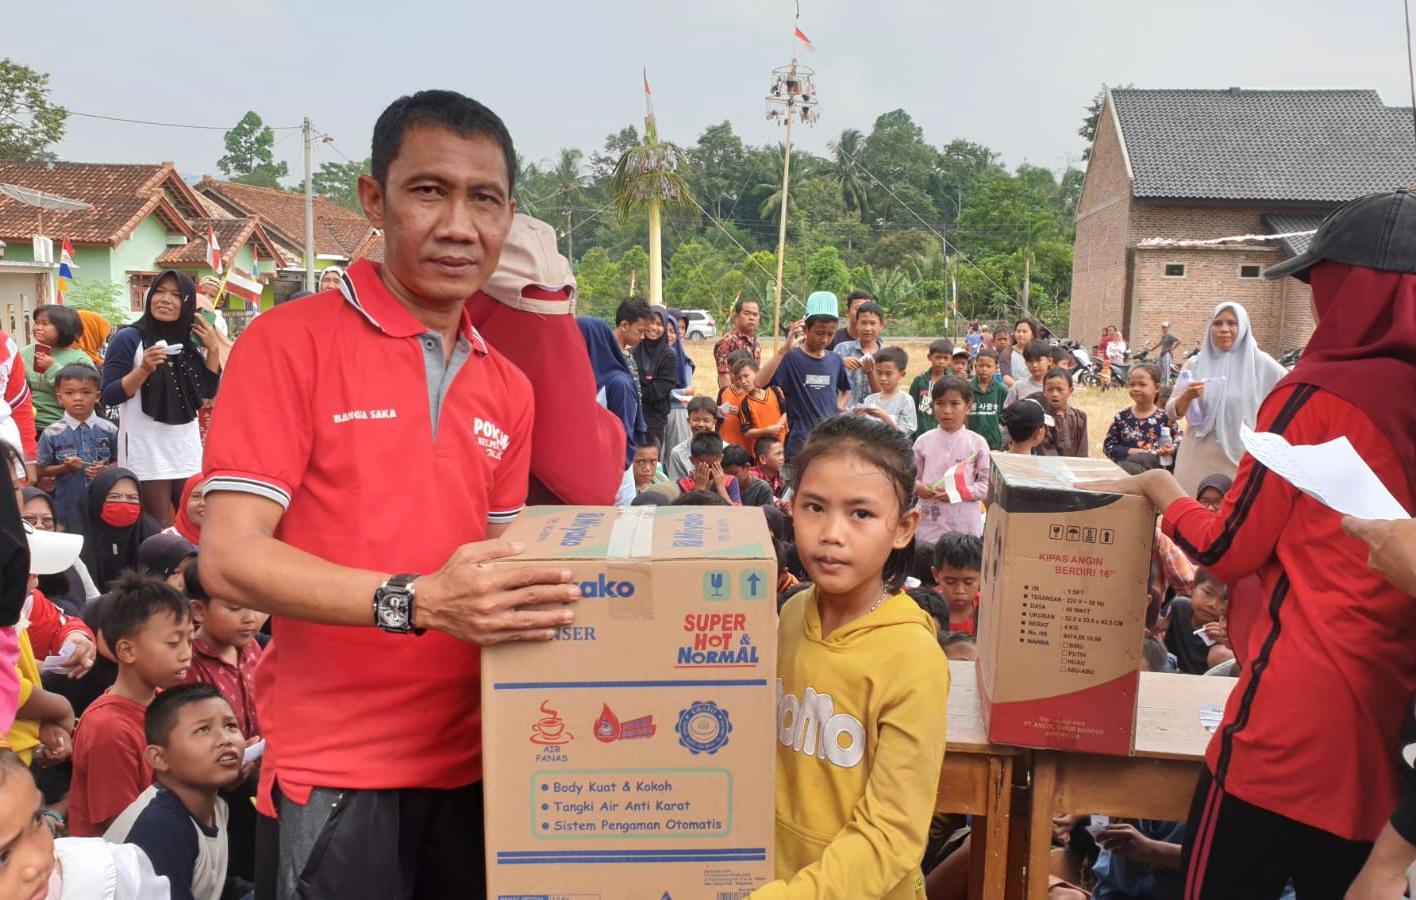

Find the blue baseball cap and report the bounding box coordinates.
[804,291,839,321]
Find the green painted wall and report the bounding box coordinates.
[1,240,113,285]
[112,216,172,282]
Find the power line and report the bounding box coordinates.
[67,110,301,131]
[1405,0,1416,147]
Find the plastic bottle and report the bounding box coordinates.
[1158,425,1174,450]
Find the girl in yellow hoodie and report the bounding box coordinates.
[754,415,951,900]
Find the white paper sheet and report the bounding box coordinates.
[1199,703,1225,734]
[40,638,76,674]
[1240,427,1408,521]
[243,738,266,764]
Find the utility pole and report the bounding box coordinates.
[1022,249,1031,313]
[303,117,315,292]
[765,33,819,345]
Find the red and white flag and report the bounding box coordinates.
[642,67,654,118]
[794,26,815,52]
[934,453,978,504]
[206,225,223,275]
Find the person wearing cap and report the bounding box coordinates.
[1166,302,1286,495]
[949,345,971,379]
[754,291,851,459]
[998,397,1053,455]
[1150,321,1179,385]
[1081,189,1416,898]
[199,91,580,896]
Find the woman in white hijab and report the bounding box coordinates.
[1167,301,1288,494]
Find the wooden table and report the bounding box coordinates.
[938,660,1026,900]
[1023,672,1237,899]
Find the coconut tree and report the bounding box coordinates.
[552,147,587,262]
[607,77,694,306]
[827,129,871,218]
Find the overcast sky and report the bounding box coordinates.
[9,0,1413,185]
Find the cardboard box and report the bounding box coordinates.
[482,506,778,900]
[975,455,1155,756]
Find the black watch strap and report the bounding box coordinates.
[374,573,425,635]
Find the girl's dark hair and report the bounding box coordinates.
[788,415,917,588]
[1131,363,1163,391]
[1014,316,1041,337]
[34,304,82,347]
[686,396,719,417]
[1044,367,1073,388]
[930,375,972,403]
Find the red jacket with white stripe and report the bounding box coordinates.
[0,331,37,462]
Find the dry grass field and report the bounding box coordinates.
[683,338,1131,459]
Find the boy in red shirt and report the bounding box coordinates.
[929,532,982,635]
[69,571,193,836]
[181,557,264,739]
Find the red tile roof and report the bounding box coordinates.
[0,161,205,247]
[197,177,377,262]
[154,217,284,269]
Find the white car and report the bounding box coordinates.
[679,309,717,340]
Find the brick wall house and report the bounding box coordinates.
[1070,88,1416,356]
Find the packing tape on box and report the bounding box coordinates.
[607,506,656,559]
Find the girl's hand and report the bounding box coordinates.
[915,482,939,500]
[139,343,168,374]
[34,350,54,374]
[63,634,96,678]
[192,315,221,352]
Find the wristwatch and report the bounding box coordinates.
[374,574,425,635]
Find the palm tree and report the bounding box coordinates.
[827,129,871,218]
[607,85,694,306]
[553,147,587,262]
[755,145,815,221]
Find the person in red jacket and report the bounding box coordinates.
[0,328,37,476]
[1082,190,1416,899]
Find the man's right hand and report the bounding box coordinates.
[140,343,168,374]
[414,540,580,645]
[785,320,804,351]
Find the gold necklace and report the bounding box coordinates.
[866,586,890,614]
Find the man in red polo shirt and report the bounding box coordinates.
[199,90,581,899]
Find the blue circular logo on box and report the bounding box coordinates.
[676,700,731,755]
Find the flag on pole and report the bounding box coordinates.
[224,269,264,307]
[56,239,76,302]
[794,26,815,52]
[206,225,223,275]
[931,453,978,504]
[951,270,960,321]
[642,67,654,118]
[248,244,261,315]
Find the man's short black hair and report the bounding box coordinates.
[636,435,661,452]
[1044,367,1073,388]
[53,364,100,390]
[146,682,225,746]
[854,301,885,322]
[721,445,752,470]
[932,532,983,572]
[1023,339,1052,363]
[34,304,82,347]
[753,436,780,459]
[975,347,999,363]
[686,396,719,417]
[874,346,908,370]
[733,297,760,314]
[615,297,654,327]
[183,556,210,603]
[845,290,873,307]
[928,339,954,357]
[371,90,516,194]
[102,571,190,649]
[689,432,725,459]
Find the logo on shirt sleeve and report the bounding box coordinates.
[474,417,511,460]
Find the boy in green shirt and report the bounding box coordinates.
[908,339,953,442]
[967,348,1008,450]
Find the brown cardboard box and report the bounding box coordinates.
[975,455,1155,756]
[482,506,777,899]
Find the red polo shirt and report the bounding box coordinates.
[203,259,534,813]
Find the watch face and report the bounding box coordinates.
[378,595,409,629]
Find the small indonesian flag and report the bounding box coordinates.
[56,239,76,301]
[794,26,815,52]
[224,269,262,306]
[206,225,223,275]
[932,452,978,504]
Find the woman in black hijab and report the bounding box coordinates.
[74,466,161,592]
[633,306,679,447]
[100,270,221,526]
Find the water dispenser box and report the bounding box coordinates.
[482,506,778,899]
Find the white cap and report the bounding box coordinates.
[24,522,83,575]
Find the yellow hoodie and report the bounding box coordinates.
[754,587,950,900]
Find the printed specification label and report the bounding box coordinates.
[1018,584,1128,676]
[532,768,731,839]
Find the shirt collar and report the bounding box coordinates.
[340,259,488,355]
[59,412,93,429]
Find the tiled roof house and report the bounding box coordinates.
[1070,87,1416,355]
